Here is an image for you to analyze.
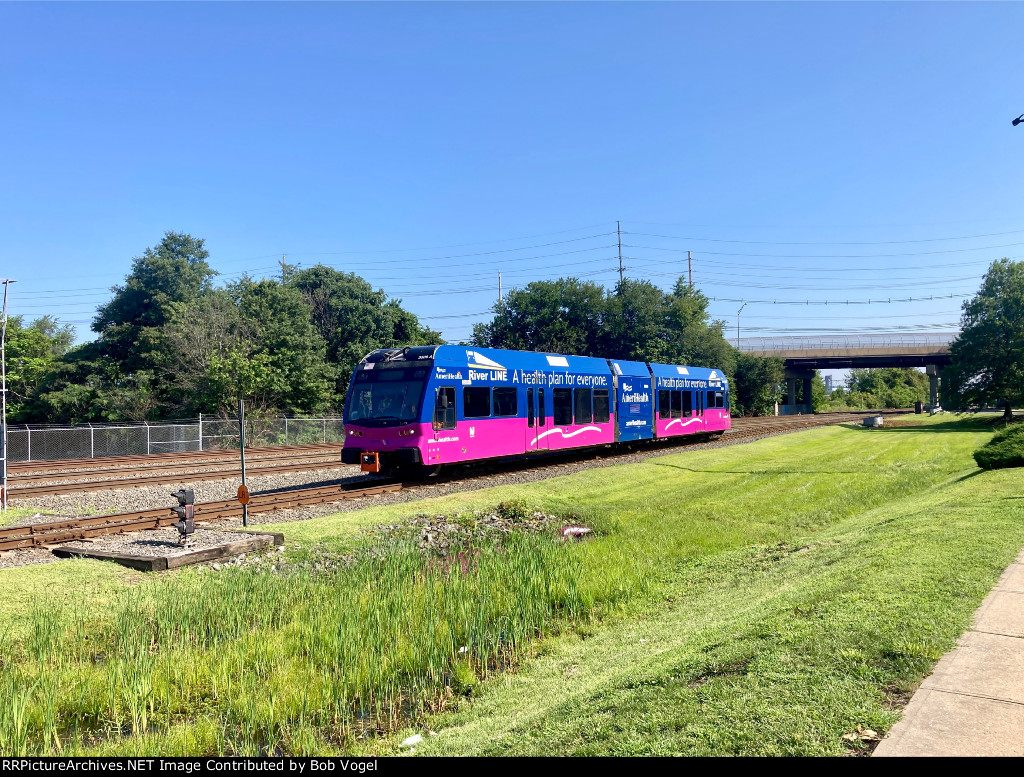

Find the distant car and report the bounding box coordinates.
[341,345,731,476]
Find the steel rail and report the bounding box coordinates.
[7,443,344,474]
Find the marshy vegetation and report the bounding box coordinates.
[0,503,594,755]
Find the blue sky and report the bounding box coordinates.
[2,2,1023,351]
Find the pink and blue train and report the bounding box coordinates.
[341,345,730,475]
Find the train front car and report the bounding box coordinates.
[425,346,617,464]
[341,345,439,476]
[649,363,731,439]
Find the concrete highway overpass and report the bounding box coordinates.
[735,333,956,413]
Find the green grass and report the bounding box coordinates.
[412,465,1024,756]
[0,415,1020,756]
[0,507,54,528]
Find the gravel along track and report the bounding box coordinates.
[59,528,272,559]
[6,466,369,517]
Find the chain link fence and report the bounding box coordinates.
[5,417,346,463]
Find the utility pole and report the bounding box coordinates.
[0,279,15,512]
[736,302,747,351]
[687,251,693,289]
[279,255,288,283]
[498,271,502,311]
[238,398,248,527]
[614,220,622,284]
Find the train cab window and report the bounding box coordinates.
[432,387,456,430]
[493,387,518,417]
[708,390,724,409]
[658,390,671,419]
[553,388,573,426]
[714,391,725,408]
[594,389,610,424]
[682,390,693,417]
[527,388,535,427]
[463,386,491,419]
[670,391,682,418]
[538,388,546,426]
[574,388,592,424]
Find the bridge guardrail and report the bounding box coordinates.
[734,333,957,353]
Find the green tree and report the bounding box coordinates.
[193,279,335,416]
[810,371,828,413]
[154,290,246,415]
[946,258,1024,417]
[732,353,784,416]
[92,232,216,370]
[662,280,736,373]
[290,266,440,399]
[472,278,606,356]
[3,316,76,420]
[846,367,929,409]
[601,279,668,362]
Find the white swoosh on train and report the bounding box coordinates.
[530,426,601,447]
[664,417,703,431]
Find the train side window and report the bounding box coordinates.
[707,390,716,409]
[574,388,592,424]
[493,387,517,417]
[593,389,610,424]
[463,386,491,418]
[553,388,573,426]
[432,387,456,430]
[714,391,724,408]
[527,388,535,427]
[670,391,682,418]
[538,388,546,426]
[658,390,671,419]
[682,390,693,417]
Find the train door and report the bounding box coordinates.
[527,386,549,451]
[696,388,705,424]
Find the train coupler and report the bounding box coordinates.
[360,452,382,473]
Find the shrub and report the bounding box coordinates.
[974,423,1024,470]
[496,498,531,522]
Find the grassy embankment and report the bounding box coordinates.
[0,507,52,528]
[0,415,1020,755]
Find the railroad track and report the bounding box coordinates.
[0,411,908,554]
[8,442,344,476]
[8,455,350,498]
[0,481,404,552]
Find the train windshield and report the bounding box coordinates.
[345,367,429,427]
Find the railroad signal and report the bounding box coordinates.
[237,484,250,505]
[170,488,196,547]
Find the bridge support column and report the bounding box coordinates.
[927,364,940,409]
[781,370,814,415]
[786,377,798,408]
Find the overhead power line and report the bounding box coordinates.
[704,293,972,306]
[625,227,1024,246]
[624,241,1024,259]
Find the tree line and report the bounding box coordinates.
[7,233,439,423]
[7,233,1019,424]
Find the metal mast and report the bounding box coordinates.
[0,279,16,512]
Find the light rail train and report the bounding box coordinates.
[341,345,730,475]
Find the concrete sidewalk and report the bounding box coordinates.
[874,549,1024,757]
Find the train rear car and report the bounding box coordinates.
[649,363,731,438]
